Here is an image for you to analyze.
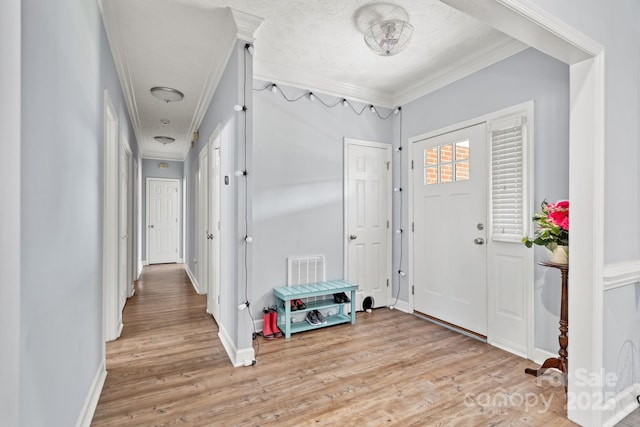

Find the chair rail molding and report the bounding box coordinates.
[603,259,640,291]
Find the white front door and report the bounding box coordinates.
[345,139,392,310]
[148,178,179,264]
[412,123,488,336]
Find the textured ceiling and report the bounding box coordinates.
[101,0,524,160]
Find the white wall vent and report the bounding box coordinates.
[287,255,326,286]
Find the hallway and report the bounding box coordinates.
[91,264,579,426]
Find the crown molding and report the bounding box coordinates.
[99,0,143,147]
[255,39,528,109]
[393,39,527,106]
[254,61,396,109]
[184,11,237,161]
[231,8,264,42]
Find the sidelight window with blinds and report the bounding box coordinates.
[490,116,529,242]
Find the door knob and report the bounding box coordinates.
[349,234,358,240]
[474,238,485,245]
[148,224,154,228]
[207,233,214,240]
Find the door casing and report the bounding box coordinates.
[145,177,181,264]
[343,138,392,309]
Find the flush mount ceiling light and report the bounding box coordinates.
[150,86,184,103]
[364,19,413,56]
[154,136,175,145]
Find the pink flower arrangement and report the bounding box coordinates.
[547,200,569,231]
[522,200,569,250]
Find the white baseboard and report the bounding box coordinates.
[142,260,149,266]
[178,258,184,263]
[531,347,558,366]
[255,318,264,333]
[75,361,106,427]
[218,322,255,367]
[489,339,527,359]
[184,264,202,294]
[602,383,640,427]
[389,299,410,313]
[136,264,143,280]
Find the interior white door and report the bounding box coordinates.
[345,139,392,309]
[118,147,131,312]
[412,123,488,336]
[197,147,209,294]
[207,142,222,321]
[148,179,179,264]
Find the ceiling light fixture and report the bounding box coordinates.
[364,19,413,56]
[154,136,175,145]
[150,86,184,103]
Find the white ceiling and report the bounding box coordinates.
[100,0,526,161]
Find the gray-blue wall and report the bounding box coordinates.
[19,0,137,425]
[185,41,249,352]
[141,159,184,261]
[400,47,570,354]
[252,82,394,319]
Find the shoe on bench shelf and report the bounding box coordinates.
[305,310,321,326]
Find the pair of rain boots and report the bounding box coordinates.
[262,307,283,340]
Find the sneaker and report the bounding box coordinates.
[314,310,327,325]
[333,292,351,303]
[305,310,321,326]
[295,299,306,310]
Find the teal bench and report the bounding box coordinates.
[273,280,358,339]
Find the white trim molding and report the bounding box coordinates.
[390,299,411,313]
[218,322,256,367]
[601,383,640,427]
[394,39,527,106]
[230,8,264,42]
[185,263,202,295]
[74,361,107,427]
[603,260,640,291]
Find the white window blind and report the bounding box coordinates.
[491,117,526,242]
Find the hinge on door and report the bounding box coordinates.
[218,220,221,231]
[412,222,414,232]
[411,160,414,169]
[412,285,414,295]
[387,161,390,170]
[386,279,389,287]
[387,220,389,229]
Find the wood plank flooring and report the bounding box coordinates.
[93,264,577,426]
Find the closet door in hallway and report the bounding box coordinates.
[147,178,180,264]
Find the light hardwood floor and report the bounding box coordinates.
[93,264,579,426]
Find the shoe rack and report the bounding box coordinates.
[273,280,358,339]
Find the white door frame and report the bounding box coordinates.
[119,137,133,310]
[197,144,210,294]
[343,138,393,308]
[133,157,141,283]
[207,126,222,320]
[103,89,121,342]
[439,2,604,424]
[408,103,534,350]
[145,177,182,264]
